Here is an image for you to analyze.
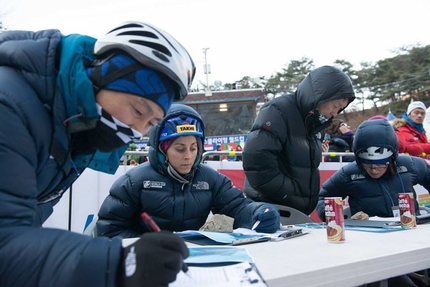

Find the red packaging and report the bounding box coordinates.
[324,197,345,243]
[398,193,416,228]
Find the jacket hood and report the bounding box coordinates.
[352,119,399,161]
[296,66,355,118]
[391,118,407,129]
[148,104,205,173]
[295,66,355,135]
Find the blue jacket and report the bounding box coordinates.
[97,104,274,238]
[316,155,430,221]
[0,30,124,287]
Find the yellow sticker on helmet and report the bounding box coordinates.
[176,124,196,133]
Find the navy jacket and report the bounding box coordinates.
[317,155,430,221]
[97,104,273,237]
[96,161,270,238]
[0,30,124,287]
[243,66,355,214]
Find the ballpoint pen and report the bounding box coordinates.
[141,212,161,232]
[252,208,270,230]
[141,212,190,277]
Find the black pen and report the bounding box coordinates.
[141,212,190,277]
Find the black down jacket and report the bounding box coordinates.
[242,66,355,215]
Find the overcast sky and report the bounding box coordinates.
[3,0,430,90]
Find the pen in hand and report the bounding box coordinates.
[252,208,270,231]
[141,212,161,232]
[140,212,190,277]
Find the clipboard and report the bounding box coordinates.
[272,228,306,241]
[170,246,268,287]
[344,219,402,228]
[170,262,267,287]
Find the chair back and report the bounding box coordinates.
[272,204,314,225]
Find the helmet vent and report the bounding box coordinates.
[129,39,172,57]
[152,50,170,63]
[118,30,158,39]
[108,23,143,34]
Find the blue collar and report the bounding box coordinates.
[402,113,424,134]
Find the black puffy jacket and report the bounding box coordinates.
[242,66,355,214]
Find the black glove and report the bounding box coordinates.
[118,231,189,287]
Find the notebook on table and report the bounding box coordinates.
[343,219,402,228]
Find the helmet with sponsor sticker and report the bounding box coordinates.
[148,104,205,168]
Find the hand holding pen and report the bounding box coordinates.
[141,212,190,277]
[252,208,269,230]
[251,206,281,233]
[118,213,190,287]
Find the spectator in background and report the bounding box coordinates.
[391,101,430,158]
[126,142,146,165]
[209,144,223,161]
[242,66,355,215]
[236,144,243,161]
[97,104,280,238]
[0,21,196,287]
[323,119,355,162]
[227,147,237,161]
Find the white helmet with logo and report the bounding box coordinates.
[358,146,393,162]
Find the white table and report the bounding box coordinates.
[122,224,430,287]
[244,225,430,287]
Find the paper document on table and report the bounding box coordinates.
[170,262,267,287]
[175,230,270,245]
[234,227,308,241]
[369,216,400,222]
[186,246,254,264]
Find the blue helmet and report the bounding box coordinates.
[159,114,204,142]
[148,104,205,168]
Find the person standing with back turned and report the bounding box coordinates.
[242,66,355,215]
[0,21,195,287]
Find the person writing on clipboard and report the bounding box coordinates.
[96,104,281,237]
[0,21,195,287]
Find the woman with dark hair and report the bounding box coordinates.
[97,104,280,238]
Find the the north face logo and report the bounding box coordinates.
[194,181,209,190]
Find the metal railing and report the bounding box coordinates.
[122,150,356,164]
